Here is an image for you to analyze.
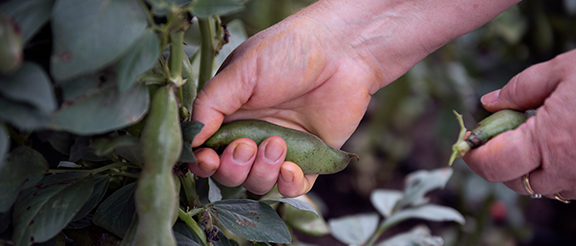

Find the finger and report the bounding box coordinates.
[189,148,220,178]
[462,117,540,182]
[211,138,257,187]
[243,136,287,195]
[191,59,255,147]
[503,168,573,197]
[277,162,318,198]
[481,55,562,112]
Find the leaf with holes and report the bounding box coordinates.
[12,172,94,245]
[207,199,291,244]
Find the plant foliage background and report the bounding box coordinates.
[1,0,576,246]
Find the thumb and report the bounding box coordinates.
[191,61,255,147]
[480,58,561,112]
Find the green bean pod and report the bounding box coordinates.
[135,85,182,246]
[449,109,530,165]
[204,119,358,174]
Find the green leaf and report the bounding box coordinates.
[0,0,55,42]
[45,131,74,156]
[0,125,7,166]
[0,62,57,113]
[116,29,160,92]
[0,146,48,212]
[207,199,291,244]
[208,177,222,203]
[381,205,465,230]
[328,213,379,246]
[179,121,203,163]
[91,135,140,157]
[72,175,110,221]
[93,182,137,238]
[397,168,453,208]
[261,198,318,217]
[0,96,51,130]
[370,189,403,218]
[146,0,192,16]
[63,225,122,246]
[113,141,143,167]
[50,72,149,135]
[377,225,443,246]
[282,196,329,237]
[172,221,202,246]
[50,0,147,81]
[12,172,94,245]
[0,210,11,233]
[190,0,245,18]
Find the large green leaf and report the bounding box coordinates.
[178,121,203,163]
[397,168,453,208]
[50,0,147,81]
[377,225,443,246]
[0,0,55,42]
[12,172,94,246]
[93,182,137,238]
[116,29,160,92]
[0,62,56,113]
[207,199,291,244]
[72,175,110,221]
[0,96,51,130]
[370,189,403,218]
[0,146,48,212]
[190,0,245,18]
[50,71,149,135]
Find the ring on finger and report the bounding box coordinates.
[521,173,542,199]
[554,192,571,204]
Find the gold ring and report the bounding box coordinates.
[522,173,542,198]
[554,192,571,204]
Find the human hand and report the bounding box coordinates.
[463,49,576,202]
[189,3,383,198]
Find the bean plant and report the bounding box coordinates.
[0,0,464,245]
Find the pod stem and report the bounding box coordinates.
[449,110,471,166]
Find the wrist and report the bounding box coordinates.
[309,0,521,90]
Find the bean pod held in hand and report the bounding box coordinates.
[135,85,182,246]
[449,109,531,165]
[204,119,358,174]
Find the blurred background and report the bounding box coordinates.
[223,0,576,245]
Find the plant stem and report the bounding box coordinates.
[179,170,200,208]
[198,17,215,91]
[178,208,210,246]
[48,162,125,174]
[168,25,185,87]
[110,172,140,179]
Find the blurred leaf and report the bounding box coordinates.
[173,222,233,246]
[283,196,329,237]
[63,225,122,246]
[190,0,245,19]
[381,205,465,230]
[113,141,143,167]
[397,168,453,208]
[50,72,149,135]
[46,131,74,156]
[371,189,403,218]
[328,213,379,246]
[50,0,147,81]
[91,135,139,157]
[0,13,23,75]
[377,225,444,246]
[0,210,10,233]
[146,0,192,15]
[0,95,51,131]
[12,172,94,245]
[116,29,160,92]
[208,177,222,203]
[0,146,49,212]
[207,199,291,244]
[261,198,318,217]
[56,161,81,169]
[183,18,201,47]
[0,125,7,165]
[0,0,55,42]
[72,175,110,221]
[93,182,137,238]
[0,63,57,113]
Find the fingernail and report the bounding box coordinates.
[481,90,500,106]
[232,143,256,164]
[280,167,294,183]
[264,140,286,163]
